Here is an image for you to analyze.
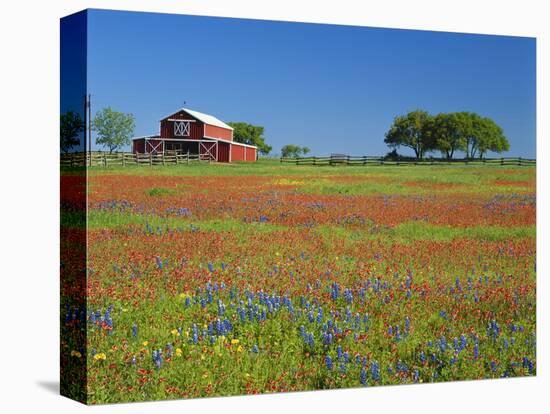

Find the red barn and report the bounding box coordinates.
[132,108,257,162]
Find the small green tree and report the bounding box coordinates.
[92,107,135,153]
[384,110,435,159]
[453,112,509,158]
[302,146,311,156]
[281,144,304,158]
[475,117,509,159]
[430,112,467,159]
[60,110,85,153]
[227,122,272,155]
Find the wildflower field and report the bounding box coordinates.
[61,160,536,404]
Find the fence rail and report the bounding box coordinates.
[280,155,536,167]
[60,151,213,167]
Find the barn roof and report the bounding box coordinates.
[161,108,234,131]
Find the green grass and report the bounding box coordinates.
[82,210,287,233]
[315,221,535,243]
[86,158,535,178]
[64,209,535,244]
[146,187,178,197]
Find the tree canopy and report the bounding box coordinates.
[384,110,435,159]
[227,122,272,155]
[429,112,466,159]
[92,107,135,153]
[385,110,509,159]
[60,110,85,153]
[281,144,311,158]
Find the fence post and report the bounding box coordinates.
[149,153,152,166]
[103,153,107,166]
[518,157,522,166]
[187,150,190,165]
[162,152,165,166]
[501,157,504,165]
[122,153,125,167]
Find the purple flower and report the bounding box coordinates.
[360,368,367,386]
[325,355,333,370]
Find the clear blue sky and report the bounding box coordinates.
[87,9,536,157]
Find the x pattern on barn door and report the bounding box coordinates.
[174,121,190,136]
[145,139,164,154]
[200,141,217,161]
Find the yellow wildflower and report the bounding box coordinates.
[231,339,240,345]
[175,348,183,357]
[142,341,149,347]
[171,329,180,336]
[70,350,81,358]
[94,353,106,361]
[237,345,243,353]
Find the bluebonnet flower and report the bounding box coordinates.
[413,370,420,383]
[339,363,347,374]
[371,361,380,381]
[473,343,479,359]
[304,332,315,350]
[165,343,173,358]
[459,334,467,351]
[490,361,497,372]
[488,320,500,339]
[132,323,138,338]
[155,256,163,270]
[395,326,402,342]
[153,349,163,369]
[325,355,333,370]
[419,352,426,364]
[360,368,367,386]
[252,344,259,354]
[437,336,448,353]
[331,283,340,301]
[522,357,534,373]
[396,360,408,373]
[344,289,353,304]
[207,262,215,273]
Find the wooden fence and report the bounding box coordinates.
[280,155,536,167]
[60,151,213,168]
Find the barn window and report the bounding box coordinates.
[174,121,190,136]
